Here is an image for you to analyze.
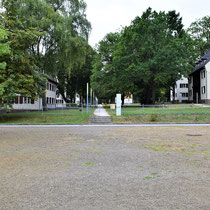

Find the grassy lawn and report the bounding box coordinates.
[0,108,95,124]
[106,105,210,124]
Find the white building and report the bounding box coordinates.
[13,77,58,111]
[189,49,210,104]
[170,76,189,103]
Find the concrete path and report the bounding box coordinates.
[90,105,111,123]
[93,104,110,116]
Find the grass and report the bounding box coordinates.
[0,108,95,124]
[85,162,96,166]
[106,105,210,124]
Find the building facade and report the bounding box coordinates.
[12,77,58,111]
[170,77,189,103]
[188,49,210,104]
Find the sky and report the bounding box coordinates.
[85,0,210,47]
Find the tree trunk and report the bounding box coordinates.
[121,93,125,107]
[151,83,156,104]
[146,86,151,104]
[172,83,176,104]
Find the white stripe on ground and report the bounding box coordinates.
[93,105,110,116]
[0,124,210,128]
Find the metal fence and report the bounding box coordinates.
[110,104,210,115]
[41,103,97,116]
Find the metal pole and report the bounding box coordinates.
[87,83,89,113]
[90,88,92,109]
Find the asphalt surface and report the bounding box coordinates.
[0,126,210,209]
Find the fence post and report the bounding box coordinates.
[162,104,164,113]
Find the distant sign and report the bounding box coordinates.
[116,94,121,116]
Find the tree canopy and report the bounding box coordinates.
[188,15,210,56]
[0,0,91,108]
[91,8,196,104]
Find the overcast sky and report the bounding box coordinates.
[85,0,210,47]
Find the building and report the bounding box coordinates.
[170,76,189,103]
[13,77,58,111]
[124,94,133,104]
[188,49,210,104]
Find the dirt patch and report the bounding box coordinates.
[0,126,210,209]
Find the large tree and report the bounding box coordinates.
[91,8,195,104]
[91,32,122,102]
[0,0,92,107]
[0,0,46,109]
[115,8,194,104]
[188,16,210,56]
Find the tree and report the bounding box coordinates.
[18,0,91,102]
[188,16,210,56]
[115,8,194,104]
[0,0,46,109]
[0,0,92,107]
[57,46,94,103]
[91,32,122,102]
[0,26,10,70]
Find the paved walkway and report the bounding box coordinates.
[93,104,110,116]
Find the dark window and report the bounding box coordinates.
[180,84,188,88]
[202,86,205,94]
[15,96,18,104]
[181,93,188,97]
[20,96,23,104]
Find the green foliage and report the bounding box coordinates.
[188,16,210,56]
[0,0,92,108]
[0,26,10,70]
[91,8,196,104]
[0,0,47,108]
[116,8,194,104]
[91,32,129,101]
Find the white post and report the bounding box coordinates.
[116,94,121,116]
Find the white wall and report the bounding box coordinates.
[200,69,207,100]
[171,77,189,102]
[206,62,210,100]
[13,98,42,110]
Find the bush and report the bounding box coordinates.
[150,114,158,122]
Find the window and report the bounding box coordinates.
[180,84,188,88]
[202,86,205,94]
[201,71,205,79]
[19,96,23,104]
[181,93,188,97]
[15,96,19,104]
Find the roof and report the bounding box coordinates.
[190,49,210,75]
[47,76,58,84]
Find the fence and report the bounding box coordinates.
[110,104,210,115]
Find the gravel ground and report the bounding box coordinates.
[0,126,210,210]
